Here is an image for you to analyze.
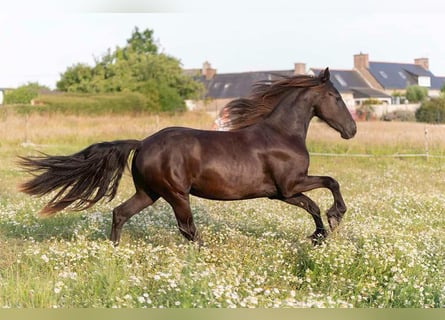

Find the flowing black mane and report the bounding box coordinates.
[224,74,323,130]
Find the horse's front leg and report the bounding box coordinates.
[290,175,347,231]
[280,193,327,245]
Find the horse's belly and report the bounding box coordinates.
[190,169,276,200]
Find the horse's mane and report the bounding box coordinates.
[223,74,322,131]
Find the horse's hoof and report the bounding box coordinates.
[308,230,326,246]
[328,216,340,231]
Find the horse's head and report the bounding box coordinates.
[312,68,357,139]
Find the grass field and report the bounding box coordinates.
[0,112,444,308]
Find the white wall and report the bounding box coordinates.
[372,103,420,117]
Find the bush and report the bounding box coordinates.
[20,92,155,115]
[415,97,445,123]
[3,82,46,104]
[406,85,428,102]
[381,110,416,122]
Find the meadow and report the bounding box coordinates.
[0,111,444,308]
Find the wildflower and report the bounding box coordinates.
[124,294,132,301]
[129,275,141,285]
[41,254,49,263]
[137,296,145,304]
[54,281,64,294]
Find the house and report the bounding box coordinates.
[353,53,445,98]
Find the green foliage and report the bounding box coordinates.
[125,26,158,55]
[56,64,94,93]
[406,85,428,102]
[362,99,382,105]
[57,27,204,112]
[3,82,48,104]
[28,92,154,115]
[415,97,445,123]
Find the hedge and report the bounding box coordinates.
[6,92,178,115]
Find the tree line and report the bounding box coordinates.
[4,27,204,113]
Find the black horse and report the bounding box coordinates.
[19,68,356,245]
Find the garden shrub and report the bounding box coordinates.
[415,98,445,123]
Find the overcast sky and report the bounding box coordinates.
[1,0,445,88]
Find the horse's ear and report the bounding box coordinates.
[319,67,330,82]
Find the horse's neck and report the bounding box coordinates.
[263,94,313,141]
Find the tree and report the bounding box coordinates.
[405,85,428,103]
[125,27,158,55]
[3,82,49,104]
[57,64,94,93]
[57,27,204,112]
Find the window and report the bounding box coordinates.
[398,71,406,80]
[334,74,347,87]
[418,76,431,87]
[379,71,388,79]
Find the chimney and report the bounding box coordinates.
[414,57,429,70]
[202,61,216,80]
[354,53,369,69]
[294,63,306,75]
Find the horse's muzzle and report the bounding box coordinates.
[341,123,357,139]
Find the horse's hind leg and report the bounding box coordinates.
[282,194,327,244]
[110,191,157,246]
[164,194,199,243]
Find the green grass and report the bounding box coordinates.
[0,114,444,308]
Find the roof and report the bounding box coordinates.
[310,68,370,92]
[193,61,444,101]
[431,76,445,91]
[367,61,443,90]
[198,70,293,99]
[350,87,392,99]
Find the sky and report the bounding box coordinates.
[1,0,445,89]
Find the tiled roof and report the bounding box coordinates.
[431,76,445,91]
[367,62,443,89]
[350,87,392,99]
[310,69,370,92]
[192,60,444,101]
[198,70,293,99]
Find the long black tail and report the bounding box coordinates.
[18,140,141,216]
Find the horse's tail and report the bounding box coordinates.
[18,139,141,216]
